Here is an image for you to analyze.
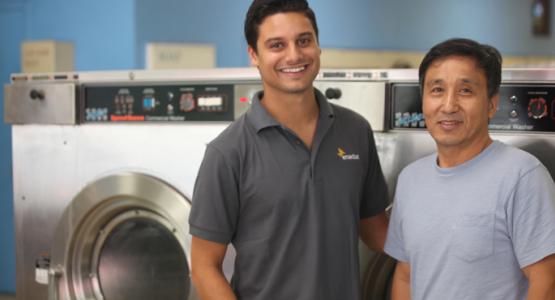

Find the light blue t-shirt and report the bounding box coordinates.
[385,141,555,300]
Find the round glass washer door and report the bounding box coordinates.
[49,172,196,300]
[94,210,189,300]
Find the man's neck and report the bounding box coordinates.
[260,87,320,148]
[436,137,493,168]
[260,87,319,130]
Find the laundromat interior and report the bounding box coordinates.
[2,0,555,299]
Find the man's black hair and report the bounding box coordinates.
[419,38,502,98]
[244,0,319,52]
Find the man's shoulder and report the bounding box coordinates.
[496,141,539,161]
[490,141,543,172]
[403,153,436,173]
[395,154,436,187]
[208,114,252,154]
[330,103,371,129]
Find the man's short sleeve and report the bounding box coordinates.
[384,192,409,263]
[360,128,389,219]
[384,169,409,262]
[509,164,555,268]
[189,144,239,244]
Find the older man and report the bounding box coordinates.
[385,38,555,300]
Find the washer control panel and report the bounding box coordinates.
[83,83,238,122]
[391,83,555,132]
[491,84,555,131]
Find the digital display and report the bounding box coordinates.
[198,96,223,107]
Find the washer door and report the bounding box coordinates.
[361,252,396,300]
[49,173,197,300]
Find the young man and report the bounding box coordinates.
[188,0,389,299]
[385,38,555,300]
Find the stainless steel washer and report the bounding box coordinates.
[5,68,261,300]
[13,67,555,300]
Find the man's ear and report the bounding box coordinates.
[247,46,259,67]
[488,93,499,119]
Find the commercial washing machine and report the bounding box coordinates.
[12,67,555,300]
[4,68,262,300]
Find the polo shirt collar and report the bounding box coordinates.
[246,88,335,133]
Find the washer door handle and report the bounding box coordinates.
[48,266,63,300]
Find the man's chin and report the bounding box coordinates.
[280,84,313,94]
[431,135,463,148]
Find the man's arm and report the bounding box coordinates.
[190,236,237,300]
[391,261,411,300]
[359,211,389,252]
[523,254,555,300]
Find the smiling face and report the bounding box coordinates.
[422,55,498,160]
[248,12,320,97]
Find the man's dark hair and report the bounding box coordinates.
[244,0,319,52]
[419,38,502,99]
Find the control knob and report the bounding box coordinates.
[527,97,548,119]
[30,89,45,100]
[509,95,518,104]
[325,88,342,100]
[509,109,518,118]
[180,93,196,112]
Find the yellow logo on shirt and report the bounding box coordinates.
[337,147,346,157]
[337,147,360,160]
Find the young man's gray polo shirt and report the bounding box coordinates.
[189,88,389,300]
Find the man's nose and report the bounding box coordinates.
[441,90,459,113]
[286,44,303,62]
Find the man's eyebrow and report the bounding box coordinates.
[425,79,443,86]
[298,32,314,38]
[263,32,315,46]
[460,78,479,85]
[263,37,283,44]
[425,78,480,86]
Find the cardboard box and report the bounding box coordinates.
[146,43,216,69]
[21,40,74,73]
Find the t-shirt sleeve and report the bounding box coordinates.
[360,128,390,219]
[384,183,409,263]
[509,164,555,268]
[188,144,239,244]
